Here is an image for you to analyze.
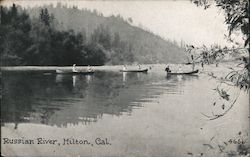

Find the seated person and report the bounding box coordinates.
[178,65,183,72]
[72,64,77,72]
[165,66,171,72]
[138,64,141,70]
[87,65,93,72]
[123,65,127,71]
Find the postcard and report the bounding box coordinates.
[1,0,249,156]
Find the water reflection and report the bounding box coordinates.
[177,75,183,81]
[1,71,194,127]
[86,74,92,84]
[165,74,199,81]
[122,72,126,84]
[72,75,76,87]
[1,70,248,157]
[55,74,63,83]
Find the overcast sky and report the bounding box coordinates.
[1,0,244,47]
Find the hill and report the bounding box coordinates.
[27,3,187,64]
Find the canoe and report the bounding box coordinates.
[56,69,94,75]
[166,69,199,75]
[120,69,148,73]
[184,62,200,65]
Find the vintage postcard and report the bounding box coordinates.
[0,0,249,156]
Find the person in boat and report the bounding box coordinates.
[178,65,183,72]
[72,64,78,72]
[87,65,92,72]
[138,64,141,70]
[190,54,195,71]
[165,65,171,72]
[201,61,204,70]
[123,65,127,71]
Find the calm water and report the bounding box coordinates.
[1,65,249,157]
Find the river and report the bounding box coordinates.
[1,64,249,157]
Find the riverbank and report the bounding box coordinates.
[0,65,152,72]
[0,62,244,82]
[0,61,239,71]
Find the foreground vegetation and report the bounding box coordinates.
[190,0,249,156]
[190,0,249,92]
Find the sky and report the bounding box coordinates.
[1,0,244,47]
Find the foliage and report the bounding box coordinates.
[187,44,249,91]
[189,0,249,123]
[40,8,51,26]
[192,0,249,47]
[190,0,249,91]
[0,4,32,65]
[26,3,186,64]
[0,4,139,66]
[91,24,112,50]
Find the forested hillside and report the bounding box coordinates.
[0,3,187,66]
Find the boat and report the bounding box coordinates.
[166,69,199,75]
[184,61,200,65]
[120,69,148,73]
[56,69,94,75]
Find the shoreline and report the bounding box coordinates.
[0,65,124,71]
[0,64,159,72]
[0,62,242,79]
[0,61,239,71]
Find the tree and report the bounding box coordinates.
[112,32,121,48]
[192,0,249,47]
[0,4,32,66]
[0,4,110,66]
[83,43,107,65]
[10,3,17,18]
[186,0,249,121]
[189,2,249,155]
[40,8,51,26]
[91,24,112,50]
[184,0,250,128]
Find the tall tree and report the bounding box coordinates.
[40,8,50,26]
[0,4,32,65]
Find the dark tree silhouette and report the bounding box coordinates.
[40,8,50,26]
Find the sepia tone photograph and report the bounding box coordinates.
[0,0,249,156]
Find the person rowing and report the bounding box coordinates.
[87,65,93,72]
[138,64,141,70]
[178,65,183,72]
[72,64,78,72]
[123,65,127,71]
[191,54,195,71]
[165,65,171,72]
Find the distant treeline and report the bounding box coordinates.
[0,3,186,66]
[0,4,134,66]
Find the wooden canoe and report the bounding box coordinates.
[166,69,199,75]
[56,69,94,75]
[120,69,148,73]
